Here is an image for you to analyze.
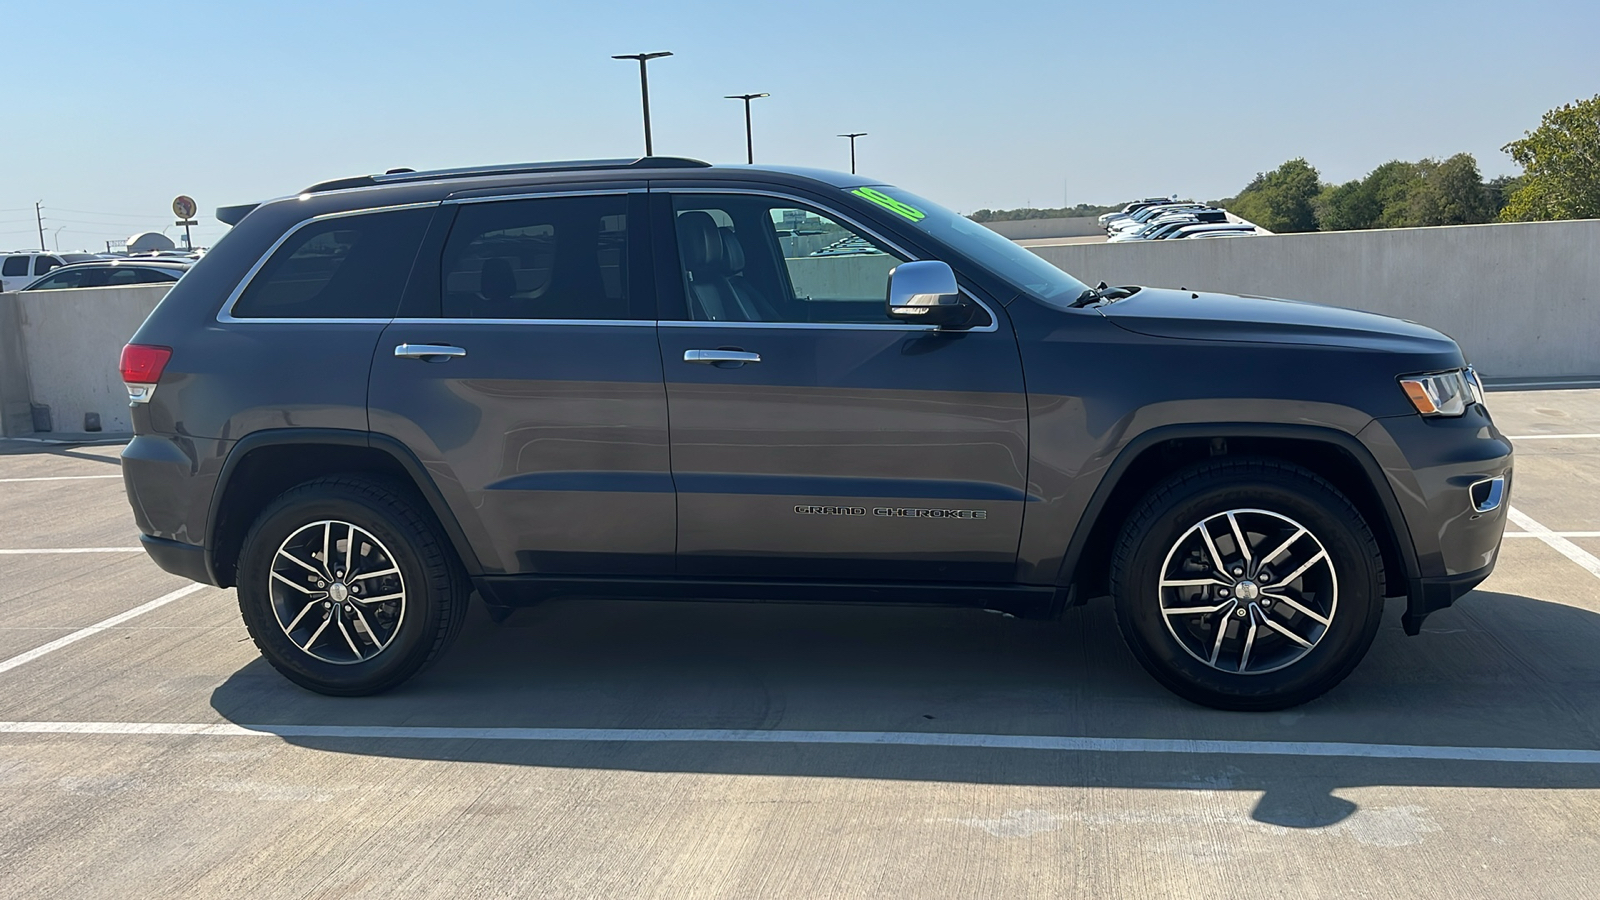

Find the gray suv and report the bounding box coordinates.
[120,158,1512,709]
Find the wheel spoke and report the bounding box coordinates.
[344,523,355,576]
[1274,549,1328,588]
[349,606,386,651]
[322,522,332,577]
[1261,614,1314,648]
[350,567,398,582]
[337,617,363,658]
[1257,527,1307,569]
[1263,591,1331,627]
[1196,523,1226,572]
[1165,599,1237,617]
[1160,577,1231,588]
[301,613,332,652]
[1227,512,1252,564]
[277,550,324,580]
[271,570,323,595]
[1238,613,1260,672]
[1208,615,1230,666]
[357,592,404,605]
[283,598,321,633]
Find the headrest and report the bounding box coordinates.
[718,226,745,274]
[480,257,517,302]
[676,211,724,273]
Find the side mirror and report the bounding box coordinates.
[886,260,970,328]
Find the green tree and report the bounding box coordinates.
[1403,154,1494,226]
[1315,160,1419,231]
[1228,158,1322,232]
[1500,94,1600,221]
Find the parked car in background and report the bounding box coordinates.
[1,251,102,291]
[22,257,192,291]
[1098,197,1175,228]
[1167,223,1260,240]
[1107,203,1210,234]
[1107,209,1232,242]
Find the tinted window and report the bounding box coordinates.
[2,256,29,277]
[231,208,430,319]
[439,195,630,320]
[105,267,178,285]
[26,268,102,290]
[34,256,63,275]
[671,194,904,325]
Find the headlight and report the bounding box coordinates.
[1399,369,1477,417]
[1463,366,1486,407]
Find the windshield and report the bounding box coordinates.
[854,186,1089,306]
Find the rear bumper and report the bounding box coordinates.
[140,533,218,586]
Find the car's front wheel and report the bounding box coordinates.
[235,476,469,696]
[1110,459,1385,711]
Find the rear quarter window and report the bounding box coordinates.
[230,207,431,319]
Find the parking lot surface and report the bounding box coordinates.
[2,389,1599,899]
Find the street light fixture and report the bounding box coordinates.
[612,51,673,156]
[837,133,867,174]
[724,92,769,164]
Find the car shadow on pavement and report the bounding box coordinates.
[210,589,1600,828]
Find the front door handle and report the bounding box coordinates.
[395,343,467,360]
[684,349,760,365]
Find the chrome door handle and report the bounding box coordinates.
[395,343,467,360]
[684,349,760,365]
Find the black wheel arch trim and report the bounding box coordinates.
[1052,421,1422,617]
[205,428,485,584]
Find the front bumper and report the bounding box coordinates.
[1358,406,1513,632]
[140,534,217,585]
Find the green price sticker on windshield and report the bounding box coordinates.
[852,187,925,222]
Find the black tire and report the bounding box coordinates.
[1110,458,1385,711]
[236,476,470,696]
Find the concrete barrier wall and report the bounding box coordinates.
[1027,219,1600,379]
[0,284,170,436]
[981,216,1104,240]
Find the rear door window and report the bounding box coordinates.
[33,256,63,276]
[230,207,431,319]
[438,194,632,320]
[2,256,30,277]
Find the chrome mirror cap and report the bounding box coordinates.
[886,260,967,326]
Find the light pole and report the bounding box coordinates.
[724,92,769,164]
[837,133,867,174]
[612,51,673,156]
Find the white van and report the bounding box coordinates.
[1,252,101,292]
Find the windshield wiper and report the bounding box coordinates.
[1069,282,1139,308]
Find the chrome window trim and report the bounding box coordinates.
[216,201,441,325]
[389,318,655,327]
[651,186,999,334]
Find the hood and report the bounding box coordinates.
[1098,287,1463,358]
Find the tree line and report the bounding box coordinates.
[971,94,1599,231]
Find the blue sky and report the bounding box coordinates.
[1,0,1595,251]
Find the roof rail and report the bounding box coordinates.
[300,157,712,194]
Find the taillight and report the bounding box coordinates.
[120,344,172,404]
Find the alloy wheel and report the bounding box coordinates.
[268,519,407,665]
[1156,508,1338,675]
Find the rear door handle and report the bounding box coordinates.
[684,349,760,365]
[395,343,467,360]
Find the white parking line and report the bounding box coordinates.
[0,584,209,677]
[1,720,1598,765]
[0,548,143,554]
[1506,433,1600,441]
[0,474,122,483]
[1508,507,1600,580]
[1502,532,1600,538]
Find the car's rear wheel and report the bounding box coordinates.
[1110,459,1385,710]
[236,476,469,696]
